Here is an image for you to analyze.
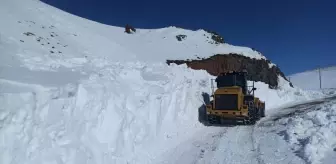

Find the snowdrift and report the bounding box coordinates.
[0,0,330,164]
[288,66,336,90]
[252,76,325,110]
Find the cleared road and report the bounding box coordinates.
[157,95,336,164]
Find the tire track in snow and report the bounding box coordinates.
[209,126,260,164]
[251,124,266,164]
[193,129,227,164]
[153,128,227,164]
[157,123,266,164]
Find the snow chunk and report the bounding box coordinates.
[257,99,336,164]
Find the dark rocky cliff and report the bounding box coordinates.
[166,53,292,89]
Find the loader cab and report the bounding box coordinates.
[215,71,248,95]
[213,71,257,97]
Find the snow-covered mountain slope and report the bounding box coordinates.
[287,66,336,90]
[0,0,332,164]
[0,0,268,71]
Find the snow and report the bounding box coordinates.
[152,96,336,164]
[0,0,271,68]
[256,96,336,164]
[251,76,325,110]
[3,61,325,164]
[287,66,336,90]
[0,0,335,164]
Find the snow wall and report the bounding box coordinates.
[0,62,326,164]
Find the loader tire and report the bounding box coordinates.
[258,108,262,120]
[255,108,261,120]
[261,107,266,117]
[245,104,257,125]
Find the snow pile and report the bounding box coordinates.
[256,98,336,164]
[286,101,336,164]
[252,76,325,110]
[288,66,336,90]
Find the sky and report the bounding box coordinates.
[41,0,336,75]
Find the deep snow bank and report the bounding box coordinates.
[0,62,327,164]
[0,63,213,164]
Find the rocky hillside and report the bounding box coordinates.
[166,32,292,89]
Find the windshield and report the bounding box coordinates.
[215,74,246,88]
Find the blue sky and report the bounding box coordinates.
[41,0,336,75]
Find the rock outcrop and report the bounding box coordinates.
[204,29,225,44]
[166,53,292,89]
[176,34,187,41]
[125,24,136,34]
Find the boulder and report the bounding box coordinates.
[203,29,224,44]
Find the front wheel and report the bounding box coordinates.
[247,105,257,125]
[261,108,266,117]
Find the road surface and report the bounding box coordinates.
[157,95,336,164]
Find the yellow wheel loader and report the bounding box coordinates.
[205,71,265,125]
